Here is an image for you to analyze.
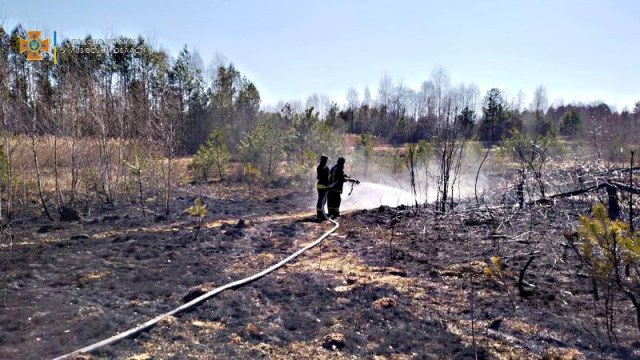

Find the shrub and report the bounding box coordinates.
[243,163,262,191]
[484,255,516,311]
[240,116,284,179]
[577,203,640,332]
[190,129,230,182]
[560,109,582,136]
[285,109,343,186]
[186,198,207,242]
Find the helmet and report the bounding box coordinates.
[320,154,328,162]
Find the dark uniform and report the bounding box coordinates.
[327,157,358,218]
[316,155,330,220]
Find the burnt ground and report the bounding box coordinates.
[1,183,640,359]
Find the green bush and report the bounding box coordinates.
[560,109,582,136]
[240,116,284,179]
[186,198,207,242]
[577,203,640,332]
[191,129,230,181]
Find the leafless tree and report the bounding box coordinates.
[363,86,372,107]
[532,85,548,120]
[377,73,393,109]
[430,71,470,213]
[346,87,359,111]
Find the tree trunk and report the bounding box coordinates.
[137,170,146,217]
[630,151,635,233]
[5,138,13,219]
[165,154,172,215]
[70,130,78,204]
[606,185,621,220]
[32,133,53,221]
[53,135,64,211]
[517,168,525,209]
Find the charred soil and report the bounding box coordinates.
[1,183,639,359]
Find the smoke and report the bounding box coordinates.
[342,147,492,210]
[310,142,494,211]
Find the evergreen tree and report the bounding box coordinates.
[560,109,582,136]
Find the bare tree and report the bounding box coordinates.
[532,85,548,119]
[429,70,469,213]
[346,87,359,110]
[431,66,450,120]
[502,129,556,199]
[377,73,393,108]
[363,86,372,107]
[31,111,53,220]
[433,114,467,212]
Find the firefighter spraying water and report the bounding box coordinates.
[315,155,331,220]
[316,155,360,221]
[327,157,360,219]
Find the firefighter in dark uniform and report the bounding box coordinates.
[328,157,359,219]
[316,155,330,220]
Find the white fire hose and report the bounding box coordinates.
[51,190,340,360]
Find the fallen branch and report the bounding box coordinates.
[608,181,640,196]
[501,250,541,260]
[528,180,640,205]
[606,166,640,174]
[518,256,537,295]
[528,183,608,204]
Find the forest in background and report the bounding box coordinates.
[1,23,639,219]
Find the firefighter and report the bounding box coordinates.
[316,154,330,220]
[328,157,359,219]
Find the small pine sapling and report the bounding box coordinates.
[244,164,262,193]
[186,198,207,243]
[191,129,231,182]
[577,203,640,333]
[484,255,517,312]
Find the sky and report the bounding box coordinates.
[2,0,639,111]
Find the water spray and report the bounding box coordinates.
[341,181,423,210]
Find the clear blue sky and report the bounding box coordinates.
[3,0,639,110]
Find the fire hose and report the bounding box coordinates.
[348,180,360,196]
[51,188,343,360]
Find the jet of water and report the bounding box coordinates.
[341,181,424,210]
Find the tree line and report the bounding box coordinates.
[0,24,639,218]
